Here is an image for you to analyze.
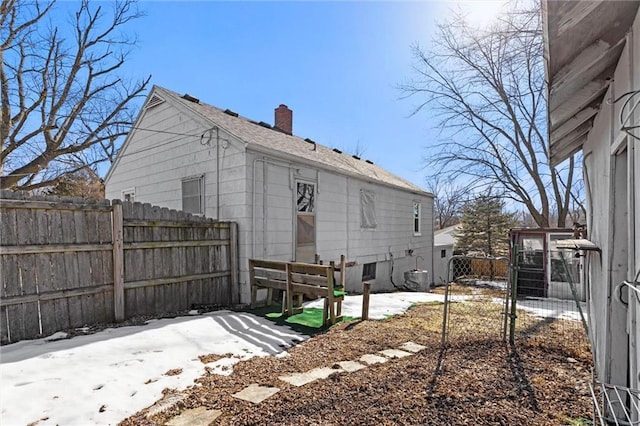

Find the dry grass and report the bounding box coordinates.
[120,299,593,426]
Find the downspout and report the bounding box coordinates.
[215,127,221,220]
[626,27,638,391]
[605,79,616,385]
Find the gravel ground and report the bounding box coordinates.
[120,298,593,426]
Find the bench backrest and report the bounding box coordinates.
[248,259,288,289]
[288,262,335,298]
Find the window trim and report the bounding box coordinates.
[182,175,204,216]
[122,187,135,203]
[362,262,377,281]
[413,201,422,236]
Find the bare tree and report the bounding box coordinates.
[426,175,466,229]
[0,0,150,190]
[402,3,581,227]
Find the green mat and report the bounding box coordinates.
[266,307,354,328]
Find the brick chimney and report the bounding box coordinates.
[274,104,292,135]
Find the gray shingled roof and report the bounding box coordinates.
[154,86,430,195]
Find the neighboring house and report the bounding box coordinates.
[543,0,640,405]
[433,224,460,285]
[105,86,434,304]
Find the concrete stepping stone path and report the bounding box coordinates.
[378,348,412,359]
[337,360,366,372]
[164,341,427,423]
[146,392,188,418]
[359,353,389,365]
[164,407,222,426]
[232,383,280,404]
[280,366,342,387]
[398,341,427,353]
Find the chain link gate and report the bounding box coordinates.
[440,255,510,347]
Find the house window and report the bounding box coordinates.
[122,188,135,203]
[362,262,376,281]
[182,176,204,215]
[297,182,315,213]
[360,189,377,229]
[295,181,316,262]
[413,201,421,235]
[441,249,447,258]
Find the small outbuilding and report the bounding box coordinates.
[105,86,434,304]
[509,228,584,301]
[433,224,460,285]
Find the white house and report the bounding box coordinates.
[543,0,640,410]
[105,86,434,304]
[433,224,460,285]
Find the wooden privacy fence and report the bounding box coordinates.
[0,191,238,344]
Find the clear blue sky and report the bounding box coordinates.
[67,1,505,188]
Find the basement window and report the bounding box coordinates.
[182,176,204,215]
[362,262,376,281]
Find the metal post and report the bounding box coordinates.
[509,245,519,345]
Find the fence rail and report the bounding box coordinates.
[0,190,239,344]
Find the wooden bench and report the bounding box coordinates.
[249,259,289,311]
[249,259,346,326]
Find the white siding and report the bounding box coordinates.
[433,245,453,285]
[316,172,433,293]
[580,9,640,390]
[106,94,435,306]
[105,99,250,303]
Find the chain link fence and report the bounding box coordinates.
[508,245,589,351]
[439,253,590,352]
[440,256,510,347]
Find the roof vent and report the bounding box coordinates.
[182,94,199,103]
[224,109,238,117]
[365,159,374,164]
[332,148,342,154]
[304,138,315,144]
[145,94,165,109]
[258,121,272,128]
[352,155,361,160]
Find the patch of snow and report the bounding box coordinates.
[0,311,308,426]
[0,292,446,425]
[43,331,69,342]
[492,296,587,322]
[303,291,466,319]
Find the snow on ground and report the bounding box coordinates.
[0,311,307,426]
[491,296,587,323]
[304,291,467,319]
[0,292,447,426]
[507,296,588,323]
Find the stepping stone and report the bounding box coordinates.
[280,367,341,387]
[378,348,412,359]
[338,360,366,372]
[398,341,427,353]
[359,354,388,365]
[165,407,222,426]
[146,392,188,418]
[232,383,280,404]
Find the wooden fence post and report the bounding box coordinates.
[362,281,371,320]
[229,222,240,306]
[112,200,125,322]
